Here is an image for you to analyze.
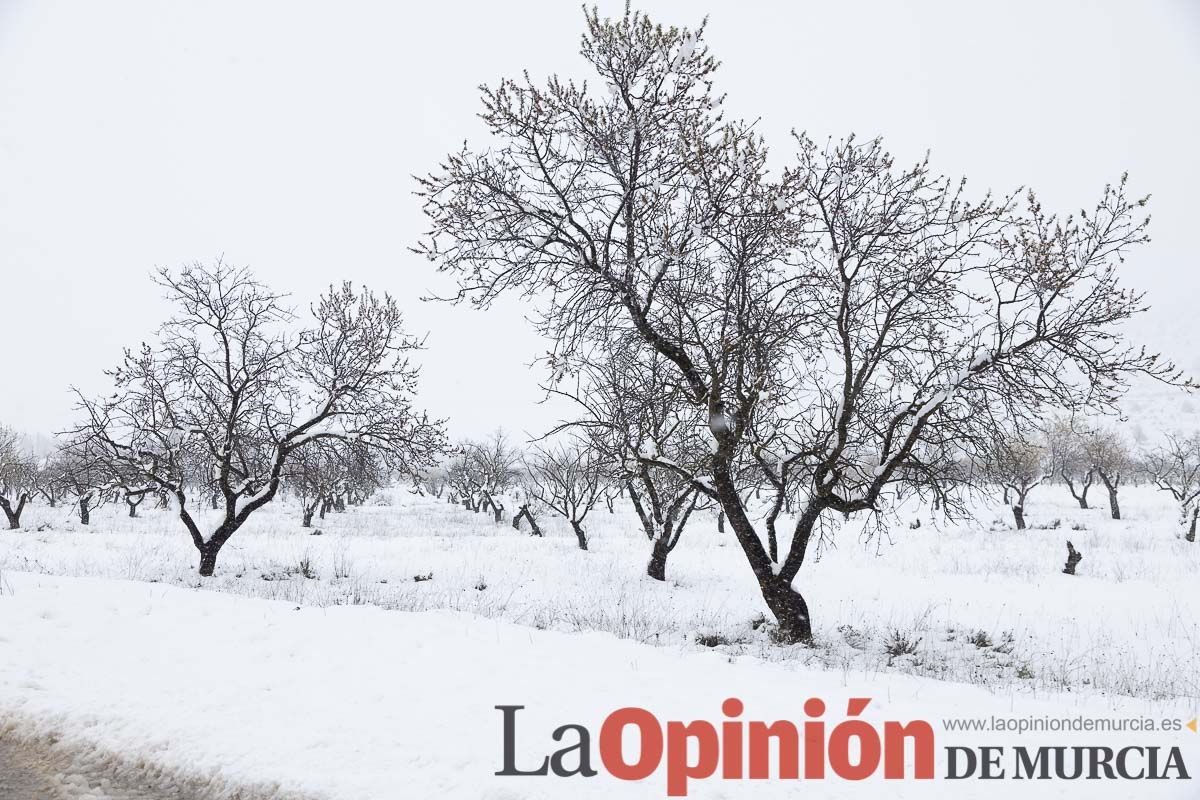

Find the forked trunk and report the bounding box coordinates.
[760,574,814,643]
[570,520,588,551]
[646,535,671,581]
[0,494,27,530]
[713,462,813,644]
[513,505,542,536]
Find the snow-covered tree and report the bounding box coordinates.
[73,261,446,575]
[1145,433,1200,542]
[521,442,605,550]
[986,435,1049,530]
[0,426,35,529]
[1046,417,1094,509]
[551,339,705,579]
[417,7,1190,642]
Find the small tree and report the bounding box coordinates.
[553,342,705,579]
[74,262,445,575]
[464,431,522,522]
[1046,417,1094,509]
[1087,428,1132,520]
[1145,433,1200,542]
[522,442,604,550]
[987,436,1049,530]
[0,427,35,529]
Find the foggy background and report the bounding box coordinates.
[2,0,1197,442]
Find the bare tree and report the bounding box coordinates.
[986,435,1049,530]
[1046,417,1094,509]
[552,342,705,579]
[1145,433,1200,542]
[1087,428,1132,521]
[522,442,604,550]
[0,426,35,529]
[73,261,445,575]
[417,8,1190,641]
[466,431,522,522]
[287,439,378,527]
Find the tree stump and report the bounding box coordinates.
[1062,540,1083,575]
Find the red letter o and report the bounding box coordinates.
[600,707,664,780]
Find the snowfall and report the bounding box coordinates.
[1,486,1197,798]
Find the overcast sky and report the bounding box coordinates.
[1,0,1197,442]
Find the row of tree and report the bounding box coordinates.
[986,422,1200,537]
[4,7,1198,648]
[1,262,446,576]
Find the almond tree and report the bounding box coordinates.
[55,441,109,525]
[1087,428,1132,520]
[74,261,445,575]
[552,342,705,579]
[986,435,1049,530]
[522,442,604,550]
[417,7,1189,641]
[1145,433,1200,542]
[288,439,358,527]
[1046,417,1094,509]
[464,431,523,522]
[0,426,34,529]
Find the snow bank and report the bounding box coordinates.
[1,573,1194,798]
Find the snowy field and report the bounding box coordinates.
[1,486,1198,798]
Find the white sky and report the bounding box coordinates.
[1,0,1197,441]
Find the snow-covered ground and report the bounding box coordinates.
[1,571,1196,799]
[1,485,1198,797]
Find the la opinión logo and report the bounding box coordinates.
[496,698,1193,796]
[496,697,935,796]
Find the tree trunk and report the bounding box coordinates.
[1106,487,1121,520]
[1012,504,1026,530]
[712,460,814,644]
[1098,472,1120,520]
[0,494,27,530]
[760,574,814,643]
[513,505,542,537]
[570,520,588,551]
[1062,540,1083,575]
[78,495,91,526]
[1063,472,1091,509]
[198,543,221,577]
[1187,506,1198,543]
[646,535,671,581]
[717,511,725,533]
[302,507,315,527]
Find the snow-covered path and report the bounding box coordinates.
[1,571,1194,799]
